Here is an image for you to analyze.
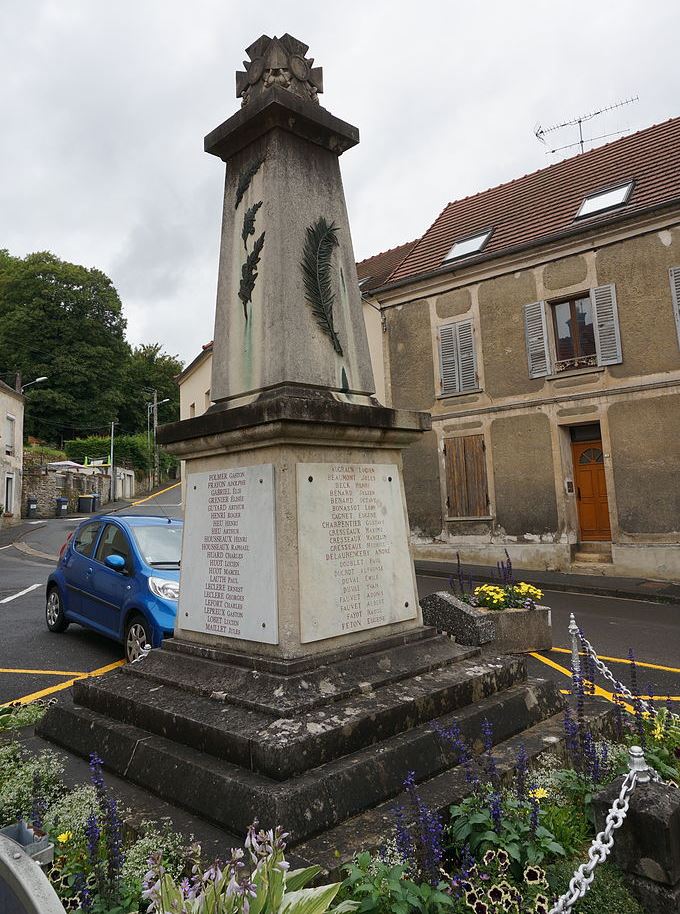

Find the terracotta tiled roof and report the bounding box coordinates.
[177,340,214,383]
[387,117,680,287]
[356,240,419,292]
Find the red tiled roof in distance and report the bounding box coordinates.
[387,117,680,286]
[356,239,419,292]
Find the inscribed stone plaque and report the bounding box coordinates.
[297,463,418,642]
[179,465,278,643]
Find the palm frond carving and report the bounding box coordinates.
[242,201,263,250]
[238,232,265,319]
[301,218,343,356]
[235,156,265,210]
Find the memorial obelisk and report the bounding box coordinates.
[160,33,430,660]
[38,37,562,858]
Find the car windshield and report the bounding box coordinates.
[130,524,182,566]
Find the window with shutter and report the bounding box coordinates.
[670,267,680,348]
[590,284,622,366]
[439,320,479,395]
[524,301,551,377]
[444,435,489,518]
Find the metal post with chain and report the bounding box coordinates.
[548,746,659,914]
[568,612,680,725]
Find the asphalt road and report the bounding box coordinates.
[1,481,678,707]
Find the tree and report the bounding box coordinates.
[116,343,183,436]
[0,251,130,444]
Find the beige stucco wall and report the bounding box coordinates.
[179,355,213,422]
[380,213,680,579]
[0,386,24,523]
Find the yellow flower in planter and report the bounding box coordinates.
[57,831,72,844]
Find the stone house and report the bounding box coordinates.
[363,117,680,580]
[0,380,23,523]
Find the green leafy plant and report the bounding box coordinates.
[0,699,51,732]
[340,852,454,914]
[539,803,590,858]
[0,741,63,827]
[546,860,644,914]
[144,822,358,914]
[301,217,343,356]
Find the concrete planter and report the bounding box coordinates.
[420,591,552,653]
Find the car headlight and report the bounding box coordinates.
[148,577,180,602]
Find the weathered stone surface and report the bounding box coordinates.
[488,606,552,652]
[421,592,495,645]
[594,779,680,887]
[623,873,680,914]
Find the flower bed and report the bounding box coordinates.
[0,653,676,912]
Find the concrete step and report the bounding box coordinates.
[38,675,564,846]
[576,542,612,555]
[573,551,613,564]
[67,653,527,779]
[293,697,614,876]
[126,632,479,716]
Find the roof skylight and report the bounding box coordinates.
[444,229,492,262]
[576,181,633,218]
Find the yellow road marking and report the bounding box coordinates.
[559,689,680,701]
[530,651,634,713]
[1,659,125,708]
[131,482,180,506]
[551,646,680,675]
[0,668,86,677]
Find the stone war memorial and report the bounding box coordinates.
[38,34,577,869]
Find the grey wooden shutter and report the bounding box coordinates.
[439,321,477,394]
[439,324,459,394]
[524,301,551,377]
[456,321,478,393]
[670,267,680,348]
[591,284,622,366]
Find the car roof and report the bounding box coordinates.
[89,514,183,527]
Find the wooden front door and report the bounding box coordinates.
[572,440,611,541]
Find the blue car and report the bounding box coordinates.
[46,514,183,662]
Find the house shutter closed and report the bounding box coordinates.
[439,320,478,394]
[524,301,551,377]
[439,324,459,394]
[670,267,680,348]
[456,321,478,393]
[444,435,489,517]
[591,284,622,366]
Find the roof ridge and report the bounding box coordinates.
[437,116,680,215]
[356,238,418,268]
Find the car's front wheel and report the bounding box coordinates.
[125,614,151,663]
[46,587,69,633]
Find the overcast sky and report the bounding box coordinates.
[2,1,679,365]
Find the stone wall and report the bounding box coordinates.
[22,468,111,518]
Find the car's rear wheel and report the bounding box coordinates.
[46,587,69,633]
[125,614,151,663]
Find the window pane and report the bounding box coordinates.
[131,525,182,565]
[553,301,574,360]
[74,522,102,557]
[96,524,132,565]
[444,230,492,261]
[574,296,596,356]
[578,182,632,217]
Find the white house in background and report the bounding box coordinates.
[0,380,24,523]
[176,341,214,502]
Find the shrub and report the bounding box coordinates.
[340,852,454,914]
[0,741,64,827]
[0,699,51,733]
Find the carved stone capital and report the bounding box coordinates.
[235,34,323,108]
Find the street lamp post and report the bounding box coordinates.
[20,376,48,393]
[153,397,170,488]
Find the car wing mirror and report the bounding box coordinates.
[105,554,127,572]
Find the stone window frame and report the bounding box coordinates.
[3,471,15,515]
[4,413,16,457]
[437,316,481,398]
[548,292,598,373]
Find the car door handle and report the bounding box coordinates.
[86,567,93,575]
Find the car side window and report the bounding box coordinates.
[73,522,102,558]
[95,524,132,568]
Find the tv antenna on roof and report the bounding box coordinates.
[535,96,639,155]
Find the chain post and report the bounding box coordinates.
[628,745,652,783]
[568,612,581,677]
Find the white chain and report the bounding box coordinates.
[548,769,637,914]
[568,613,680,726]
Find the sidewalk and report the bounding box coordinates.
[0,520,45,549]
[414,559,680,604]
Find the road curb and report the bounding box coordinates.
[12,541,58,562]
[414,562,680,605]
